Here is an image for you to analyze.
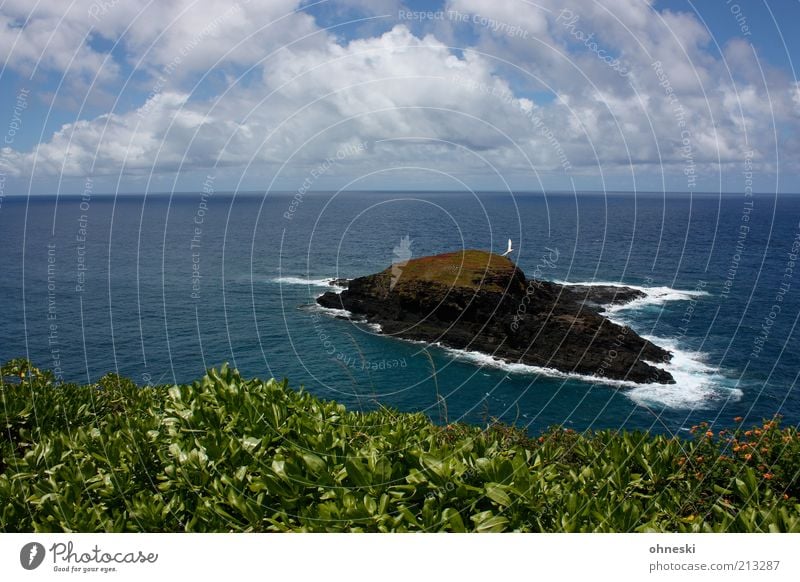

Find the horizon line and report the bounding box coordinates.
[3,189,797,198]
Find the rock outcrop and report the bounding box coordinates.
[317,250,673,384]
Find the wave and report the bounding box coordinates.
[629,337,743,409]
[553,279,710,314]
[270,276,341,287]
[575,283,738,408]
[549,280,739,408]
[269,276,346,294]
[430,341,741,410]
[305,301,363,322]
[605,286,709,315]
[420,342,647,388]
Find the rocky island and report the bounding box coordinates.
[317,250,674,384]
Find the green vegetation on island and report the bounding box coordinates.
[1,358,798,532]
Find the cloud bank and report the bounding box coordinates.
[1,0,797,193]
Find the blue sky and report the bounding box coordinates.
[0,0,798,195]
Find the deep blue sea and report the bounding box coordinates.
[1,191,798,435]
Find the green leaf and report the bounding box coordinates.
[242,436,260,452]
[442,508,466,532]
[471,512,509,533]
[345,458,371,488]
[302,453,327,476]
[484,483,513,507]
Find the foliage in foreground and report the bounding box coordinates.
[1,359,799,532]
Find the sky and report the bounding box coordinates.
[0,0,798,195]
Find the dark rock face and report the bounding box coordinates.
[317,250,673,384]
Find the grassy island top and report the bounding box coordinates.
[382,249,523,292]
[1,359,798,532]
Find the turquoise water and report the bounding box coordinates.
[1,191,798,435]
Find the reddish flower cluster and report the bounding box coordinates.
[684,415,797,503]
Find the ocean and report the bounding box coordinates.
[1,191,798,435]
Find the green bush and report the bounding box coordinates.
[1,359,798,532]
